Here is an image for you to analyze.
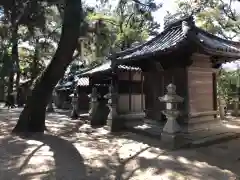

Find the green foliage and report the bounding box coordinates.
[172,0,240,39]
[0,0,61,79]
[217,68,240,102]
[0,0,161,90]
[79,0,161,66]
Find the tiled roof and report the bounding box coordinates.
[194,27,240,56]
[115,25,187,61]
[79,15,240,77]
[110,16,240,61]
[80,61,141,76]
[76,77,89,86]
[81,61,112,75]
[55,81,73,89]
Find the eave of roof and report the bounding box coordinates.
[80,60,141,76]
[192,26,240,58]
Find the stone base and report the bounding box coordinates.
[46,107,54,112]
[71,110,78,119]
[106,115,127,132]
[184,117,221,133]
[161,132,185,149]
[145,109,164,121]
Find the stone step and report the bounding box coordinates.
[125,120,164,138]
[185,132,240,148]
[126,121,240,149]
[126,124,162,138]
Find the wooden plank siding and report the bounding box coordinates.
[188,68,214,113]
[117,69,145,114]
[144,67,188,122]
[187,53,218,125]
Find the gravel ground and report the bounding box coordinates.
[0,107,239,180]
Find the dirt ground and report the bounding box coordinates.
[0,107,240,180]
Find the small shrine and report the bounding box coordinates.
[77,15,240,143]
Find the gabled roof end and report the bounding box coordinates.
[163,13,195,30]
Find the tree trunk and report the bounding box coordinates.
[0,78,4,101]
[15,56,20,106]
[7,25,18,98]
[31,39,40,81]
[12,0,82,134]
[7,72,14,96]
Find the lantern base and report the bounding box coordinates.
[162,117,181,134]
[161,132,184,149]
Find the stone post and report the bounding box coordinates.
[88,87,100,125]
[46,95,54,112]
[159,83,184,148]
[104,85,119,132]
[71,92,79,119]
[233,95,239,117]
[219,98,226,120]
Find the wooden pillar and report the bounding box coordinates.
[129,70,132,112]
[141,71,144,111]
[212,71,218,118]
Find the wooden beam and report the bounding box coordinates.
[188,67,218,74]
[212,73,218,115]
[189,111,217,118]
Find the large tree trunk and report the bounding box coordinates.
[14,29,20,106]
[7,2,19,100]
[7,72,14,97]
[12,0,82,134]
[7,26,18,98]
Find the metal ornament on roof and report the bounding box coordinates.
[163,12,190,29]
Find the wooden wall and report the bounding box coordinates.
[187,53,217,126]
[144,71,164,120]
[117,69,145,114]
[144,67,188,122]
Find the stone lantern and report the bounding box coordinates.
[46,95,54,112]
[159,83,184,144]
[218,97,226,119]
[88,87,100,118]
[104,85,118,131]
[70,91,79,119]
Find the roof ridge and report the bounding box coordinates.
[164,15,194,30]
[109,23,185,60]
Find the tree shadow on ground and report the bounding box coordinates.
[31,134,87,180]
[111,132,240,180]
[0,133,88,180]
[0,136,29,180]
[49,108,89,120]
[1,107,240,179]
[48,108,72,117]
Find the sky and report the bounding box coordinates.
[86,0,177,30]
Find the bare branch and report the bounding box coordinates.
[14,0,32,25]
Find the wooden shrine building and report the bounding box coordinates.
[79,15,240,133]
